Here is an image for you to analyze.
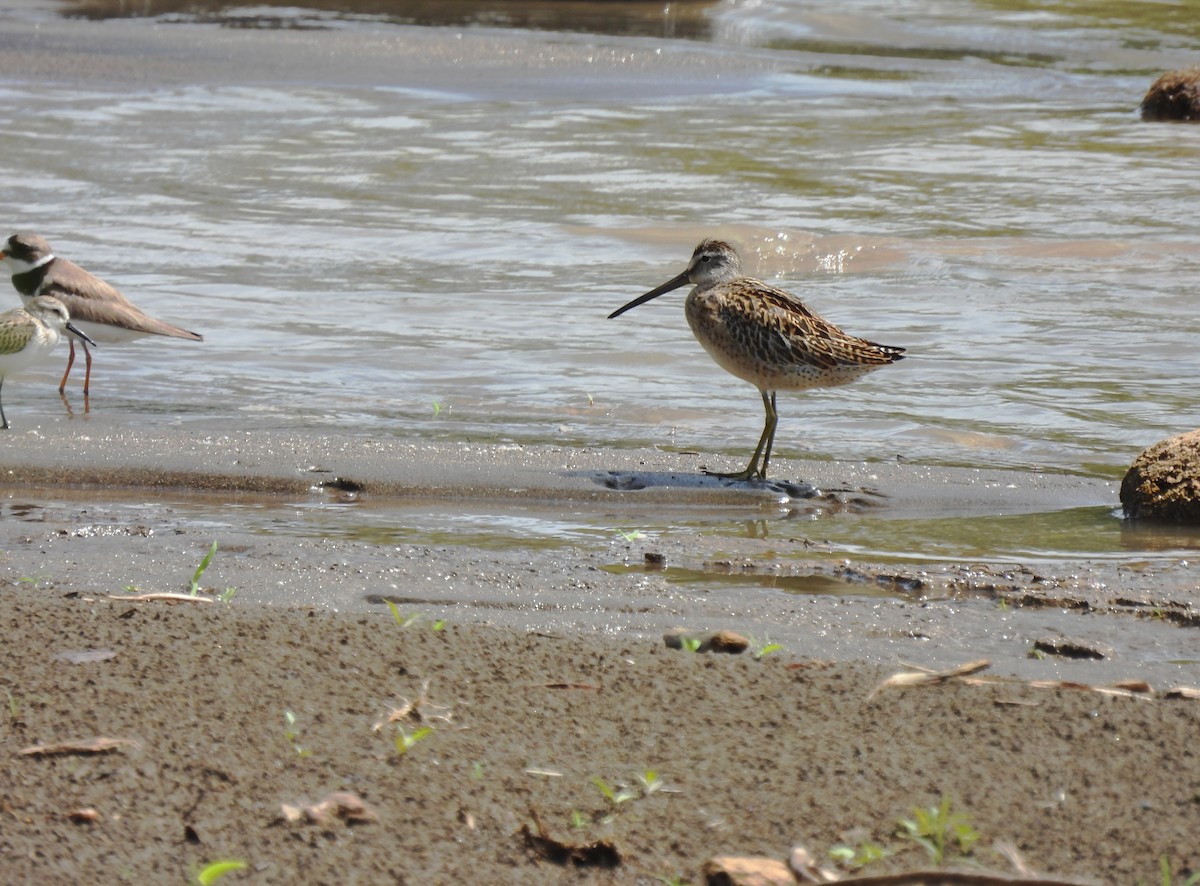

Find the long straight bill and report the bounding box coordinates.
[607,270,691,319]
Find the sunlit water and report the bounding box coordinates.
[2,0,1199,567]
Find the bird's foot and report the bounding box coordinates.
[703,466,767,483]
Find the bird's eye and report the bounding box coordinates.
[700,255,711,262]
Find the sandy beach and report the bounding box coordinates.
[2,429,1199,884]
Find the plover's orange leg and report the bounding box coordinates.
[81,340,94,396]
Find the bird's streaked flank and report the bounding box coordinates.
[0,296,97,429]
[608,239,905,481]
[0,233,203,396]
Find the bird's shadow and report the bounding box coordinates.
[576,469,819,500]
[573,470,888,511]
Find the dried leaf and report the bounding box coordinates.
[282,791,378,826]
[1164,686,1200,700]
[789,844,842,882]
[704,854,798,885]
[54,648,118,664]
[105,593,213,603]
[19,737,140,757]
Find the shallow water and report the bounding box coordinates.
[1,0,1199,570]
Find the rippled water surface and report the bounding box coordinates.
[1,0,1198,483]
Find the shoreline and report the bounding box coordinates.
[4,428,1197,692]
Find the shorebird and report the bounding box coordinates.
[0,233,203,395]
[608,239,906,481]
[0,296,97,429]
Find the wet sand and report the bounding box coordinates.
[2,428,1200,882]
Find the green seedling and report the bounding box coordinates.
[896,796,979,864]
[830,841,889,870]
[615,529,644,542]
[592,776,638,807]
[637,768,664,796]
[569,809,588,829]
[385,600,422,627]
[394,724,432,755]
[654,877,690,886]
[432,400,443,417]
[217,587,238,603]
[432,618,446,631]
[282,710,312,758]
[750,636,783,660]
[5,688,19,719]
[192,859,246,885]
[680,636,702,653]
[189,541,219,596]
[1153,855,1200,886]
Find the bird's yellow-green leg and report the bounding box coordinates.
[0,378,7,430]
[706,390,777,481]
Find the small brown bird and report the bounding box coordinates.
[0,233,203,395]
[0,296,96,429]
[608,239,906,481]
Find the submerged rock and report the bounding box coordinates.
[1121,429,1200,522]
[1140,67,1200,122]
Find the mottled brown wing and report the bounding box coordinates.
[723,283,904,372]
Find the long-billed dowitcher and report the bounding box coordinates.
[0,296,97,429]
[608,239,906,481]
[0,233,203,396]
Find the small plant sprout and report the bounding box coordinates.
[896,796,979,865]
[615,528,644,542]
[385,600,422,628]
[654,876,690,886]
[750,636,783,660]
[394,724,433,756]
[5,689,19,719]
[471,761,485,780]
[192,858,247,885]
[282,710,312,758]
[431,400,443,417]
[586,392,594,407]
[592,776,638,807]
[830,840,889,870]
[1156,855,1200,886]
[637,768,664,796]
[680,636,702,653]
[569,809,588,829]
[187,540,222,596]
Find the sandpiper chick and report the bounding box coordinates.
[0,233,203,395]
[0,296,97,429]
[608,239,906,481]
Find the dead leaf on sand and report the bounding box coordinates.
[280,791,378,826]
[705,853,798,884]
[868,660,992,699]
[104,593,214,604]
[1164,686,1200,700]
[53,648,118,664]
[67,807,100,824]
[19,737,140,757]
[520,807,620,868]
